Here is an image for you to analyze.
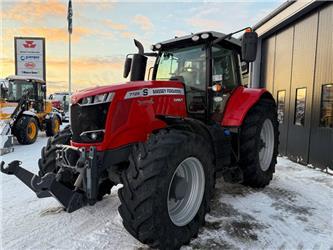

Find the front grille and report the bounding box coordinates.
[71,103,110,143]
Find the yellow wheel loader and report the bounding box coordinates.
[0,75,62,154]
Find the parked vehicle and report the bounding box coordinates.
[1,28,278,249]
[0,76,62,154]
[49,92,70,121]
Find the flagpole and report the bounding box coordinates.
[68,30,71,123]
[67,0,72,124]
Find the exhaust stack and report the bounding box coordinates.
[130,39,147,81]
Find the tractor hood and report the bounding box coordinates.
[71,80,184,105]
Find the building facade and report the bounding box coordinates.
[250,1,332,169]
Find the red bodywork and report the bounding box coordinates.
[222,86,268,127]
[71,82,268,151]
[71,81,187,151]
[51,100,62,110]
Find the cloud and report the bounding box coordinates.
[2,0,67,23]
[121,31,136,38]
[0,55,126,94]
[4,27,93,43]
[104,20,127,31]
[133,15,153,31]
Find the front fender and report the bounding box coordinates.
[222,86,274,127]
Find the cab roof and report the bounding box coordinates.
[155,31,241,50]
[5,75,45,84]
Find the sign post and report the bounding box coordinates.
[14,37,46,81]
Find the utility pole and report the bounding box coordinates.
[67,0,73,122]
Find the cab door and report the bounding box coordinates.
[210,45,240,122]
[34,83,45,113]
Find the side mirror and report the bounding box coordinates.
[123,56,132,78]
[241,31,258,62]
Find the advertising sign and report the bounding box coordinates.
[15,37,45,80]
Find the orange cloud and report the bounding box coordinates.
[133,15,153,31]
[0,55,126,94]
[2,0,67,23]
[121,31,136,38]
[104,20,127,31]
[4,27,92,43]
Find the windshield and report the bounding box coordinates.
[156,46,207,117]
[5,80,34,102]
[156,46,206,91]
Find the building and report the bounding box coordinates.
[250,1,332,169]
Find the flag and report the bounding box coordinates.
[67,0,73,34]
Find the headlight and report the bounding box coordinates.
[80,129,105,142]
[200,33,210,39]
[192,35,200,41]
[80,92,115,106]
[81,96,93,105]
[94,93,107,104]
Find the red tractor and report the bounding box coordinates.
[1,28,278,249]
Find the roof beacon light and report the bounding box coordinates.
[155,43,162,50]
[245,28,252,33]
[191,35,200,42]
[200,33,210,39]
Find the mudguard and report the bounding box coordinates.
[222,86,273,127]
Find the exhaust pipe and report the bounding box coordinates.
[130,39,147,81]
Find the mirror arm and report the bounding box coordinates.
[212,26,252,45]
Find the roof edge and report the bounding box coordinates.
[252,1,296,30]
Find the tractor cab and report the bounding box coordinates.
[2,75,46,112]
[124,28,258,123]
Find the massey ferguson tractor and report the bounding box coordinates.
[1,28,278,249]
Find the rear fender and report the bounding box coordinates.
[222,86,274,127]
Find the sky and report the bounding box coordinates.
[0,0,283,94]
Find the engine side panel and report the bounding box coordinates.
[222,86,270,127]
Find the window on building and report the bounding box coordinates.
[320,84,333,128]
[277,90,286,124]
[295,88,306,126]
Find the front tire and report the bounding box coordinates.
[118,130,214,249]
[38,126,114,198]
[239,98,278,188]
[38,125,72,176]
[15,116,38,145]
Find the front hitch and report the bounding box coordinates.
[0,160,86,213]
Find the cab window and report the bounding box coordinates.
[212,46,238,90]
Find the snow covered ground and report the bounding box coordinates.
[1,129,332,250]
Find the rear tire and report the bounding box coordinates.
[15,116,38,145]
[118,129,215,249]
[239,98,278,188]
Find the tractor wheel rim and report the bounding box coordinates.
[54,119,60,133]
[27,122,37,140]
[167,157,205,227]
[259,119,274,171]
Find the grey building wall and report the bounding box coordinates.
[251,2,333,169]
